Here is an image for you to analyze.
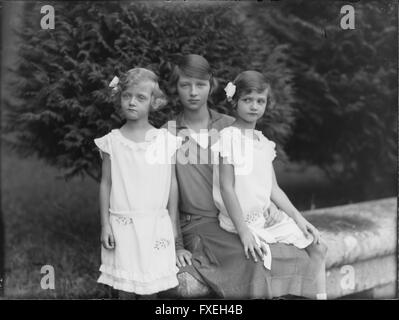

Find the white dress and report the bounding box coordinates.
[212,127,313,270]
[94,128,182,295]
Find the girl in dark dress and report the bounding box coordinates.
[164,54,327,299]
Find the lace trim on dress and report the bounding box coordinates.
[97,272,179,295]
[111,129,157,151]
[99,264,179,282]
[111,129,183,160]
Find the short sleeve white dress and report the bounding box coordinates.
[212,127,313,270]
[94,128,182,295]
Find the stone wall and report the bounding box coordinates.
[165,198,397,299]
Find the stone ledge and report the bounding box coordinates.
[326,254,396,298]
[165,198,396,299]
[304,197,396,269]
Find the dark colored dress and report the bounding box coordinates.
[163,109,318,298]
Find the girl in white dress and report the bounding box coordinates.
[212,71,328,299]
[94,68,182,298]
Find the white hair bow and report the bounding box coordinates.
[108,76,120,95]
[224,82,236,102]
[109,76,119,88]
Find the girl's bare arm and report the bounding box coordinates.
[270,165,320,243]
[219,156,266,261]
[99,153,112,227]
[269,165,302,222]
[219,159,249,235]
[99,153,115,249]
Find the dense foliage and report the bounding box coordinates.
[4,2,294,181]
[4,1,396,199]
[247,1,396,197]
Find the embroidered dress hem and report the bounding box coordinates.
[98,271,179,295]
[99,264,179,282]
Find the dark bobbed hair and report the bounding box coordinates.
[230,70,273,108]
[168,54,218,98]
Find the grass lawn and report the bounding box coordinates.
[2,150,110,299]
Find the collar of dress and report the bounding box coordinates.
[175,109,223,149]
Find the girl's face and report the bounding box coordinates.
[236,89,268,124]
[177,75,210,111]
[120,81,153,120]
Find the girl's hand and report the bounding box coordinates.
[296,216,320,244]
[239,228,267,262]
[176,249,192,268]
[264,203,284,227]
[101,223,115,250]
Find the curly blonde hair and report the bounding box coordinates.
[112,68,167,111]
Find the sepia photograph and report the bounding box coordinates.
[0,0,397,302]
